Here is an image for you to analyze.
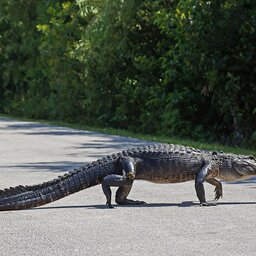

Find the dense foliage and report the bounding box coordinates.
[0,0,255,148]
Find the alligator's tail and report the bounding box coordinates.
[0,159,116,211]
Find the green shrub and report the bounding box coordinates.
[0,0,255,148]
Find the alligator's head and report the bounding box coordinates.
[232,155,256,178]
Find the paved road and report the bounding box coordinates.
[0,118,256,256]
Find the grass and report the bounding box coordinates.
[0,113,255,156]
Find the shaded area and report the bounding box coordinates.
[29,201,196,210]
[0,122,54,130]
[28,200,256,211]
[0,118,139,140]
[0,117,151,148]
[0,120,106,136]
[0,118,154,169]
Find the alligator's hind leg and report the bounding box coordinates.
[102,157,145,208]
[115,184,146,206]
[115,157,146,206]
[102,174,126,208]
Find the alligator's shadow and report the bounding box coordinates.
[30,202,185,210]
[29,201,256,211]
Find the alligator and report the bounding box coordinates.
[0,143,255,211]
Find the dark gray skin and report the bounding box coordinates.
[0,144,255,210]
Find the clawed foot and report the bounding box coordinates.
[106,201,115,209]
[200,201,217,207]
[214,187,223,201]
[116,199,147,205]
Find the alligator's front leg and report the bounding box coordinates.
[206,177,223,201]
[195,163,216,206]
[102,157,145,208]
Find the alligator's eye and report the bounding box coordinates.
[249,156,256,160]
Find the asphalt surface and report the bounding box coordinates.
[0,117,256,256]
